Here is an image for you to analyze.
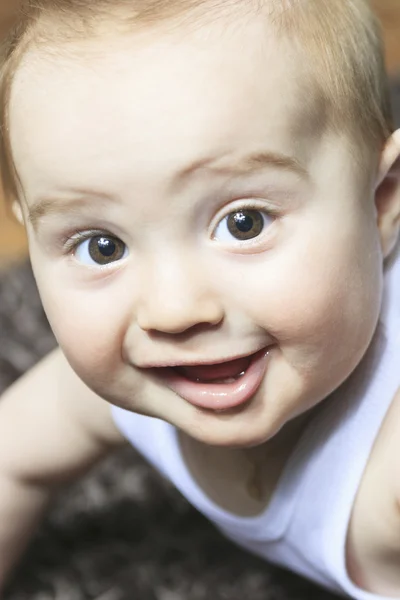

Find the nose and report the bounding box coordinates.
[135,254,224,335]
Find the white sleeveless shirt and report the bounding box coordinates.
[111,246,400,599]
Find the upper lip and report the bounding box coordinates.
[135,345,271,370]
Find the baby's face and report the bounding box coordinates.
[10,17,385,447]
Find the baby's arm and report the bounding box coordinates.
[0,348,126,591]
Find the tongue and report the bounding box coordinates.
[177,356,251,382]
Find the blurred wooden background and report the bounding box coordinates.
[1,0,400,268]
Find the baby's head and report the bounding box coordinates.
[1,0,400,447]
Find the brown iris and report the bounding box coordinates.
[88,236,126,265]
[227,210,264,241]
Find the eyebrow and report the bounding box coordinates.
[28,194,116,231]
[28,150,307,230]
[177,150,309,180]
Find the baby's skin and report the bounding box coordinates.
[1,13,400,596]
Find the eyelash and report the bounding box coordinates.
[61,200,280,256]
[62,229,108,255]
[217,198,279,219]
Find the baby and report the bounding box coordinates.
[0,0,400,597]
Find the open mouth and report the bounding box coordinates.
[174,354,252,384]
[154,348,271,412]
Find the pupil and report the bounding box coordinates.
[234,212,254,232]
[97,237,116,257]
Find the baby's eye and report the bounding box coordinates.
[213,209,273,243]
[74,235,128,266]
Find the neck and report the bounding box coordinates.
[243,408,318,502]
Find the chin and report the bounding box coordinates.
[179,402,281,449]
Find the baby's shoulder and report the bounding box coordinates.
[346,385,400,594]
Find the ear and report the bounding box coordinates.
[375,130,400,259]
[11,200,24,225]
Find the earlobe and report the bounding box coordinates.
[375,130,400,259]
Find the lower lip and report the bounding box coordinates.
[156,348,271,412]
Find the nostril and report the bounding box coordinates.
[142,320,223,341]
[136,296,224,335]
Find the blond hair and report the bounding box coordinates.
[0,0,394,203]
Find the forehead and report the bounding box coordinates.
[9,17,324,199]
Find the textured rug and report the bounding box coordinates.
[1,79,399,600]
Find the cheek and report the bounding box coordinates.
[34,269,127,378]
[217,217,383,365]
